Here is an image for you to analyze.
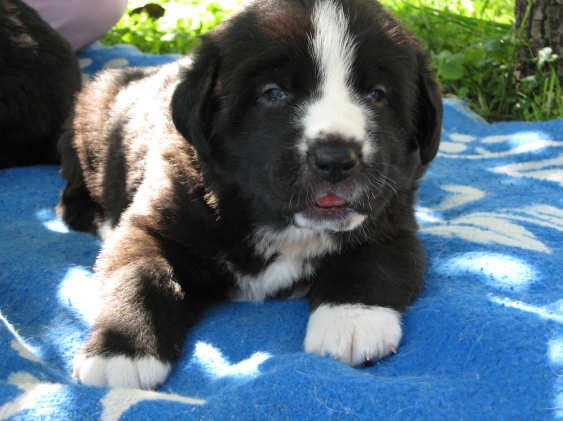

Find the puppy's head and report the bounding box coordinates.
[172,0,442,232]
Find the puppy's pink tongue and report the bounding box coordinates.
[315,194,347,208]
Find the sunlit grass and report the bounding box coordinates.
[101,0,242,54]
[382,0,513,23]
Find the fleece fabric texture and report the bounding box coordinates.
[1,43,563,421]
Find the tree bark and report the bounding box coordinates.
[514,0,563,82]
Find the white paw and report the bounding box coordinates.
[303,304,402,366]
[73,354,171,390]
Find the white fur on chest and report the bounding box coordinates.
[230,226,339,301]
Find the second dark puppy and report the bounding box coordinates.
[0,0,81,169]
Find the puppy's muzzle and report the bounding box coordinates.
[308,142,361,184]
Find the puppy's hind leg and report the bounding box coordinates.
[57,131,103,235]
[57,169,103,235]
[57,178,103,236]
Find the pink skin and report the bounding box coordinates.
[315,194,348,207]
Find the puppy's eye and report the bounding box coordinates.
[264,87,287,101]
[367,88,386,102]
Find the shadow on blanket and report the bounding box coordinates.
[1,43,563,420]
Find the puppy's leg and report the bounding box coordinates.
[57,130,102,235]
[304,233,425,366]
[57,177,102,235]
[74,223,221,390]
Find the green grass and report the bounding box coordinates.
[100,0,562,122]
[382,0,562,122]
[100,0,241,54]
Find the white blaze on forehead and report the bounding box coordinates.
[311,0,355,97]
[299,0,372,156]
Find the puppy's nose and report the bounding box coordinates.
[310,145,358,184]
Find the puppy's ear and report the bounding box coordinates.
[414,52,443,165]
[171,41,219,163]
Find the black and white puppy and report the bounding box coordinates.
[0,0,81,169]
[58,0,442,390]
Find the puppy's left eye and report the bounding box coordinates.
[264,87,287,101]
[367,88,386,102]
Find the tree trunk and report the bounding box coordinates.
[514,0,563,82]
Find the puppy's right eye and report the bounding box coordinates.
[263,87,287,101]
[367,86,386,102]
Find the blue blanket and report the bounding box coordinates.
[1,43,563,420]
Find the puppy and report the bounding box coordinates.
[58,0,442,390]
[0,0,81,169]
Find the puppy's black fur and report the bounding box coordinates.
[0,0,81,169]
[59,0,442,389]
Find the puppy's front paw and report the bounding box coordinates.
[304,304,402,366]
[73,354,171,390]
